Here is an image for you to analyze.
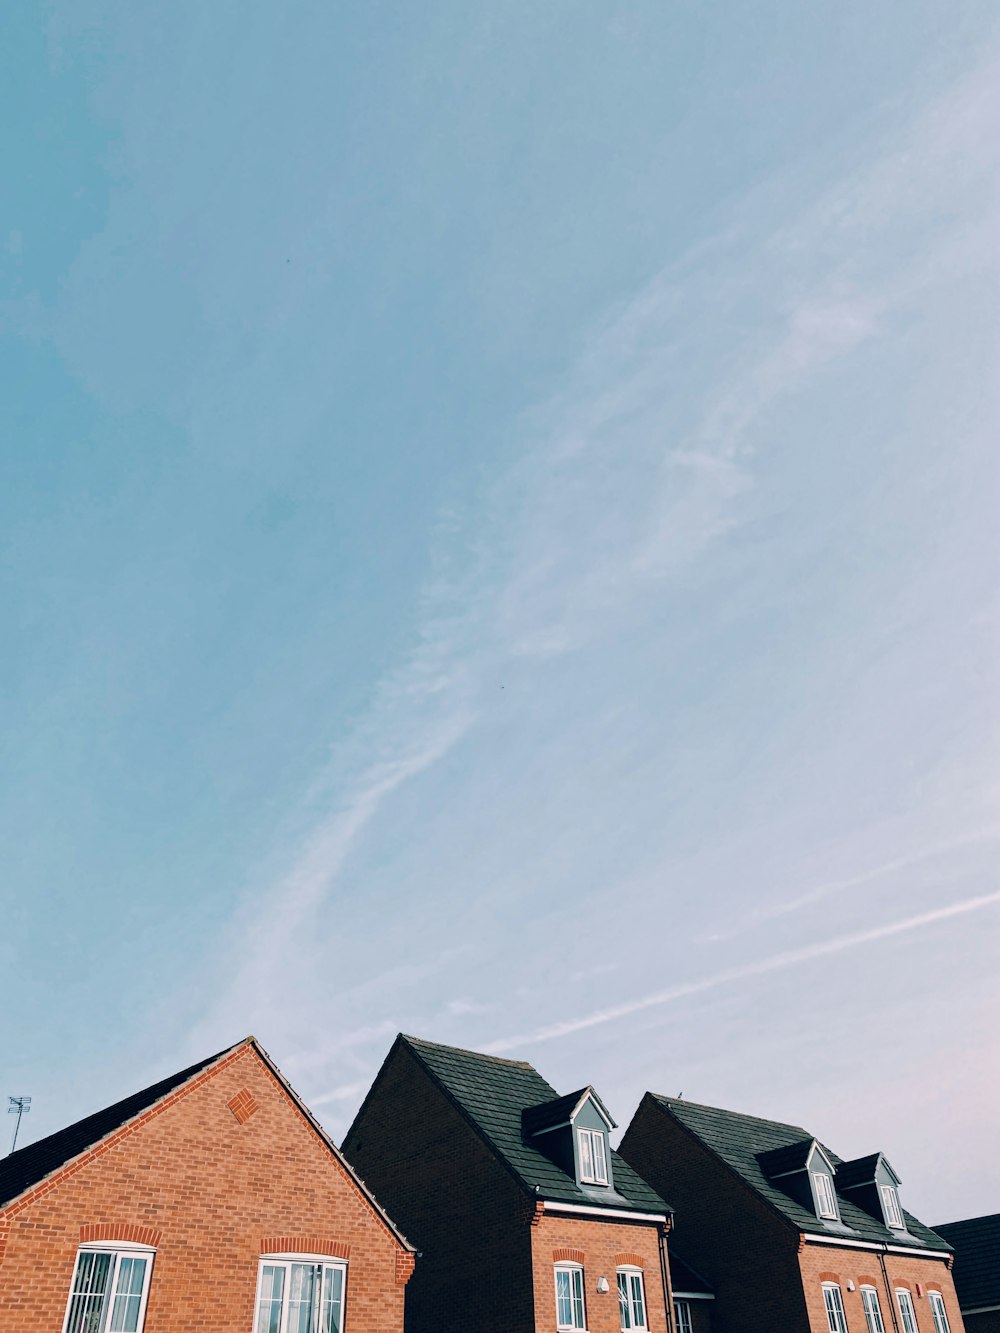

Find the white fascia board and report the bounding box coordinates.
[803,1234,952,1261]
[672,1292,715,1301]
[965,1305,1000,1315]
[541,1201,667,1223]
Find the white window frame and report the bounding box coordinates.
[880,1185,904,1229]
[577,1127,609,1185]
[61,1241,156,1333]
[861,1285,886,1333]
[253,1253,349,1333]
[928,1291,951,1333]
[617,1267,647,1331]
[813,1171,839,1219]
[895,1289,918,1333]
[822,1282,849,1333]
[674,1297,693,1333]
[554,1263,587,1332]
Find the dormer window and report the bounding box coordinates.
[813,1171,838,1220]
[880,1184,904,1229]
[578,1127,609,1184]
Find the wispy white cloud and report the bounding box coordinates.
[189,31,1000,1146]
[483,890,1000,1053]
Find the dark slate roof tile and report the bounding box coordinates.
[933,1214,1000,1310]
[652,1095,950,1252]
[757,1139,816,1178]
[402,1036,669,1215]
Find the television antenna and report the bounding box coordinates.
[8,1096,31,1154]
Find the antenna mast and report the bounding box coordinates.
[7,1096,31,1154]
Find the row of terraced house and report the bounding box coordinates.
[0,1033,991,1333]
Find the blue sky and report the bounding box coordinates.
[3,2,998,1222]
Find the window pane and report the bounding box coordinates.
[929,1292,951,1333]
[618,1272,631,1329]
[630,1272,646,1328]
[108,1257,148,1333]
[578,1131,594,1180]
[255,1265,285,1333]
[814,1173,837,1218]
[286,1264,319,1333]
[881,1186,903,1228]
[897,1291,917,1333]
[557,1270,573,1327]
[66,1251,113,1333]
[321,1265,344,1333]
[824,1285,847,1333]
[571,1268,585,1328]
[675,1301,693,1333]
[862,1288,886,1333]
[593,1133,609,1183]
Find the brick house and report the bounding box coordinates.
[0,1036,415,1333]
[619,1094,963,1333]
[934,1215,1000,1333]
[341,1034,676,1333]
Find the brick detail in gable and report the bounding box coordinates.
[260,1236,350,1259]
[80,1222,162,1247]
[395,1250,415,1285]
[553,1247,586,1265]
[228,1088,258,1124]
[615,1251,645,1269]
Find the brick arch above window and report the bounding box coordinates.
[260,1236,350,1259]
[818,1272,843,1284]
[925,1282,945,1294]
[858,1275,879,1289]
[615,1252,646,1269]
[553,1248,585,1265]
[80,1223,161,1247]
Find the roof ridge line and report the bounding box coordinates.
[400,1033,535,1069]
[653,1093,811,1136]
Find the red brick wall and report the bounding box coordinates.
[799,1243,966,1333]
[342,1042,536,1333]
[529,1213,670,1333]
[619,1096,809,1333]
[0,1045,408,1333]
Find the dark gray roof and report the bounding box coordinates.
[651,1095,950,1253]
[836,1153,899,1190]
[933,1215,1000,1310]
[0,1044,237,1211]
[401,1036,669,1216]
[523,1086,616,1137]
[757,1138,816,1178]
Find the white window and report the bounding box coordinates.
[555,1265,586,1331]
[577,1127,609,1184]
[880,1185,904,1229]
[617,1268,647,1330]
[861,1286,886,1333]
[896,1290,918,1333]
[62,1245,154,1333]
[928,1291,951,1333]
[674,1298,693,1333]
[813,1171,839,1219]
[822,1283,848,1333]
[253,1257,346,1333]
